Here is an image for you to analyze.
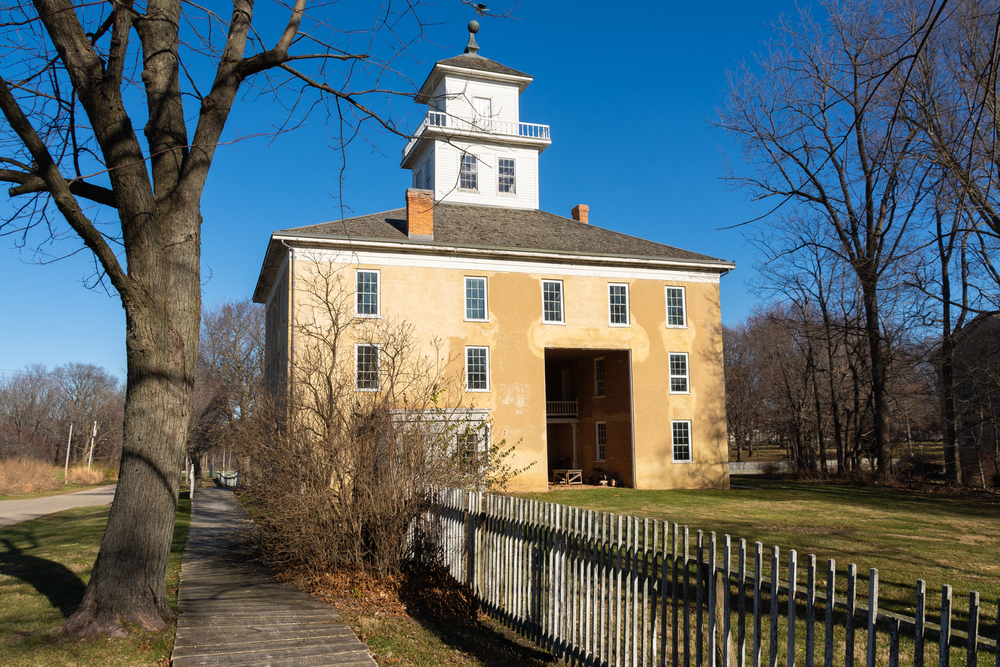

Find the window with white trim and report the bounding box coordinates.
[465,277,487,321]
[594,357,605,397]
[609,283,629,326]
[498,158,516,194]
[458,424,490,465]
[596,422,607,462]
[542,280,564,324]
[460,154,478,190]
[672,420,692,462]
[669,353,689,393]
[356,270,379,317]
[666,286,687,327]
[356,344,379,391]
[466,346,489,391]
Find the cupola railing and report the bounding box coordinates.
[402,111,551,159]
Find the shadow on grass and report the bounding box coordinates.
[411,612,555,667]
[0,536,86,618]
[398,564,555,666]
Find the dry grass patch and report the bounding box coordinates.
[66,467,107,486]
[0,459,60,496]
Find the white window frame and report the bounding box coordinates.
[665,286,687,328]
[596,422,607,462]
[594,357,605,397]
[541,279,565,324]
[498,157,516,195]
[669,352,690,394]
[355,343,380,391]
[355,269,380,318]
[465,346,490,392]
[608,283,630,327]
[464,276,488,322]
[459,153,478,191]
[672,420,692,462]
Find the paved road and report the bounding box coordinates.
[0,484,116,529]
[172,487,375,666]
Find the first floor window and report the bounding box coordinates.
[458,425,489,464]
[596,422,607,461]
[498,158,516,193]
[466,346,489,391]
[666,286,687,327]
[465,277,487,321]
[609,283,629,326]
[669,352,689,393]
[594,357,605,397]
[460,154,478,190]
[356,344,379,390]
[542,280,564,323]
[672,420,692,462]
[356,270,379,317]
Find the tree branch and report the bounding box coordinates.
[0,77,129,294]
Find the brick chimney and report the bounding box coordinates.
[571,204,589,224]
[406,188,434,240]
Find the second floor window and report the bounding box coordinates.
[356,270,379,317]
[356,344,379,391]
[669,352,689,393]
[498,158,516,193]
[465,277,487,321]
[542,280,564,323]
[609,283,629,326]
[466,346,489,391]
[460,154,478,190]
[666,286,687,327]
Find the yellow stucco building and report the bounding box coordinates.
[252,24,735,493]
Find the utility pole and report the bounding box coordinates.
[63,423,74,484]
[87,421,98,471]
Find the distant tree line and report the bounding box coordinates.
[719,0,1000,485]
[0,363,124,467]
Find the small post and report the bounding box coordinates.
[87,420,97,471]
[63,423,73,484]
[189,458,195,499]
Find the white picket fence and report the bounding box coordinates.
[419,488,998,667]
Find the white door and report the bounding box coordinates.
[474,97,492,130]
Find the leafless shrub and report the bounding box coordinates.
[0,458,60,495]
[234,263,528,577]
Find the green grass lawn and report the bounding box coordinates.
[517,477,1000,640]
[0,497,191,666]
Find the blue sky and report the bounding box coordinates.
[0,1,800,380]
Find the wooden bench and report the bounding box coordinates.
[552,469,583,485]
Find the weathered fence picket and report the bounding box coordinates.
[419,488,998,667]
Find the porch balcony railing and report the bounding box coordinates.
[546,400,578,416]
[402,111,551,159]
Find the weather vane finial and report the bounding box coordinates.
[464,18,481,55]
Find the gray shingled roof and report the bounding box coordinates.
[277,202,729,265]
[434,54,531,79]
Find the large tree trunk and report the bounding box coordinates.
[62,210,200,638]
[859,272,893,479]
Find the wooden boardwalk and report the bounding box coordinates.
[171,487,375,666]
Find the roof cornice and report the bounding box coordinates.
[416,63,533,103]
[271,232,736,273]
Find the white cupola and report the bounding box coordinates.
[401,21,551,210]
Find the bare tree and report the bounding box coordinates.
[720,0,944,478]
[0,0,487,636]
[237,260,524,576]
